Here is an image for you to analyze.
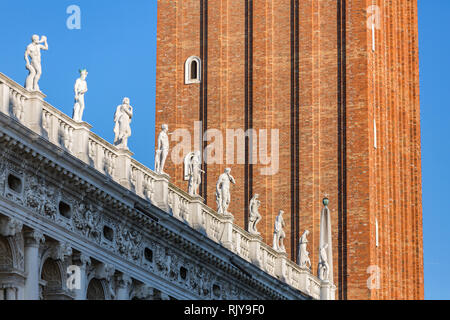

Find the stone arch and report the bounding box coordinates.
[40,258,62,300]
[86,278,106,300]
[0,235,13,271]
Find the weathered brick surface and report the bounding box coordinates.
[155,0,424,300]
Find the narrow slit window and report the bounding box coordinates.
[191,60,198,80]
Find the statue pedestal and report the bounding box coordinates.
[189,196,207,234]
[73,121,93,163]
[297,266,313,296]
[152,173,170,213]
[220,214,234,251]
[248,234,263,268]
[320,280,336,300]
[115,148,134,189]
[275,252,288,283]
[26,90,46,135]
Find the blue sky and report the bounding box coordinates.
[0,1,448,300]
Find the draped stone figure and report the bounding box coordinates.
[215,168,236,215]
[248,194,262,235]
[113,97,133,149]
[155,124,170,175]
[72,69,88,122]
[24,35,48,92]
[318,244,330,281]
[184,151,204,196]
[298,230,311,268]
[273,210,286,253]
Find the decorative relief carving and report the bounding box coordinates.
[43,184,58,220]
[24,175,43,211]
[73,203,101,243]
[116,225,142,262]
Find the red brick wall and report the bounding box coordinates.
[155,0,424,300]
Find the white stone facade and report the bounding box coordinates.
[0,72,335,300]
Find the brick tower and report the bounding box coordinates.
[155,0,424,300]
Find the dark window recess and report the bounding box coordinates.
[7,174,22,193]
[144,248,153,263]
[191,60,198,80]
[58,201,72,219]
[103,226,114,241]
[212,284,221,297]
[180,267,187,280]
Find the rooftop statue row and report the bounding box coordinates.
[155,124,333,283]
[20,34,334,290]
[24,35,133,151]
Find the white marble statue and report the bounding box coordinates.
[298,230,311,268]
[272,210,286,253]
[184,151,204,196]
[72,69,88,122]
[155,124,170,175]
[215,168,236,215]
[113,97,133,149]
[24,35,48,92]
[248,194,262,235]
[318,244,330,281]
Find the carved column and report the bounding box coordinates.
[72,253,91,300]
[115,273,132,300]
[24,230,45,300]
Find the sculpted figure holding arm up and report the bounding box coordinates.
[25,35,48,92]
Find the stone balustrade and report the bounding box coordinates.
[0,71,335,300]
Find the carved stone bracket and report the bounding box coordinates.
[49,242,72,261]
[0,216,23,237]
